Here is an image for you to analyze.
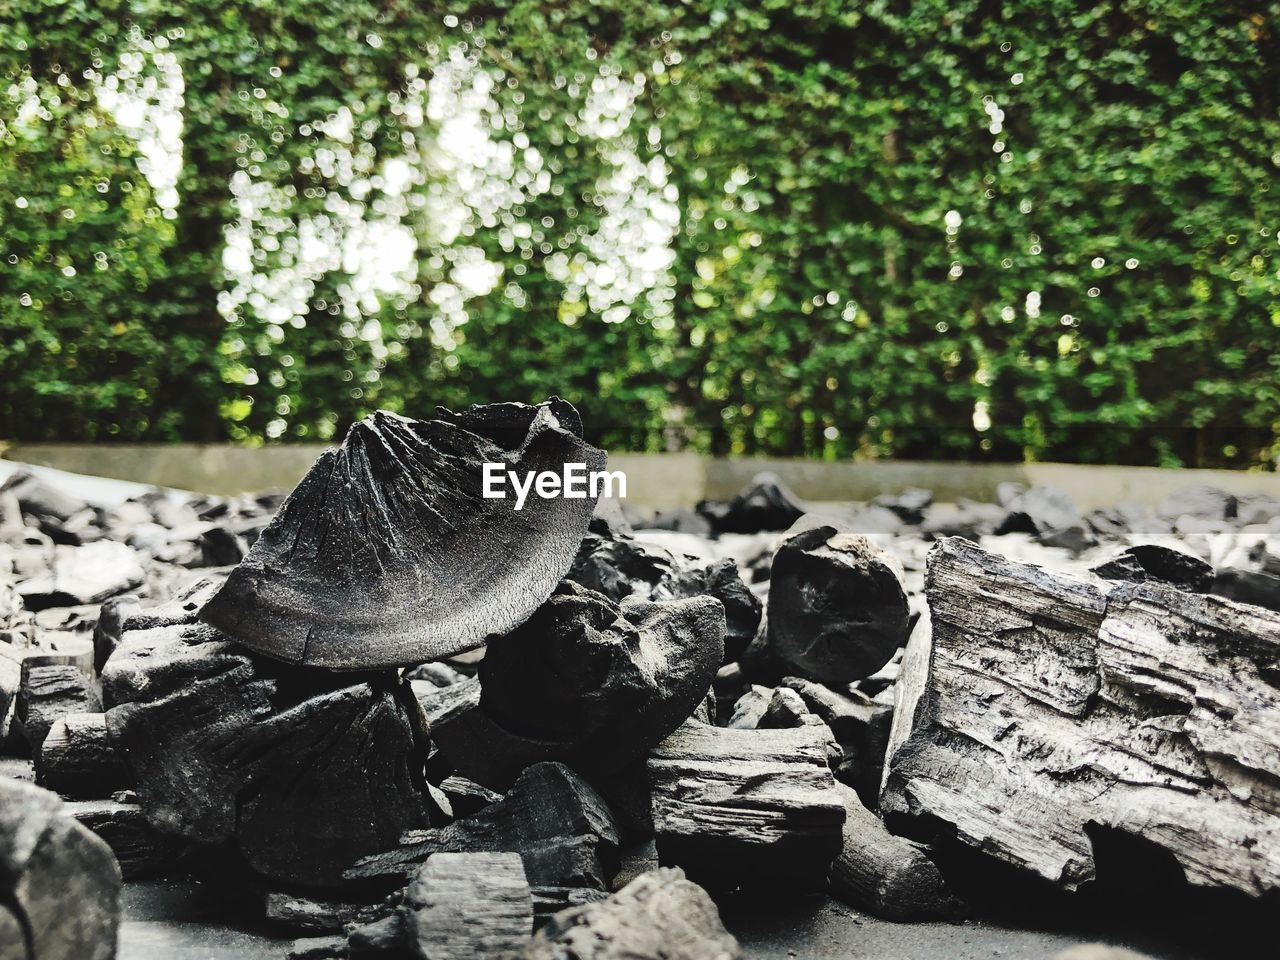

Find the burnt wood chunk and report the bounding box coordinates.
[17,542,145,612]
[829,784,955,919]
[103,621,427,887]
[16,663,102,755]
[264,893,372,935]
[525,867,740,960]
[1090,543,1213,592]
[403,852,532,959]
[200,400,604,670]
[881,536,1280,897]
[0,779,122,960]
[347,762,620,890]
[568,533,760,660]
[780,677,894,808]
[647,721,845,889]
[767,523,909,683]
[64,798,184,879]
[36,712,129,798]
[435,585,724,789]
[700,472,807,534]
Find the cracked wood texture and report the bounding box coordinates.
[881,536,1280,897]
[200,399,604,670]
[403,852,532,960]
[647,720,845,889]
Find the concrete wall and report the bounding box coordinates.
[3,442,1278,509]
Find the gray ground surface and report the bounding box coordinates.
[120,879,1203,960]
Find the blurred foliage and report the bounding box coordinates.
[1,0,1278,466]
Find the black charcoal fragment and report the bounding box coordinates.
[766,522,909,683]
[432,584,723,789]
[698,472,806,534]
[103,620,428,886]
[346,762,620,891]
[829,783,956,919]
[1090,543,1213,591]
[0,778,122,960]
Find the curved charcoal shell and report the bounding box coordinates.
[200,400,604,670]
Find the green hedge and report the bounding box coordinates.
[3,1,1277,467]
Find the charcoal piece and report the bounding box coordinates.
[698,472,807,534]
[647,507,713,536]
[766,524,909,683]
[16,662,102,755]
[436,585,723,789]
[415,675,481,732]
[1213,566,1280,612]
[347,912,406,957]
[64,798,184,879]
[1157,485,1236,522]
[531,887,609,926]
[995,485,1094,552]
[0,470,88,525]
[647,721,845,889]
[36,712,129,797]
[870,488,933,525]
[569,533,760,659]
[404,661,466,688]
[881,537,1280,897]
[0,779,121,960]
[920,499,1005,541]
[829,783,955,920]
[726,685,772,729]
[1090,543,1213,591]
[265,892,370,934]
[119,576,222,633]
[104,621,428,886]
[526,867,740,960]
[610,838,659,893]
[1236,493,1280,527]
[346,762,620,890]
[438,775,503,818]
[92,595,140,674]
[288,936,348,960]
[197,525,247,566]
[403,852,532,960]
[200,401,604,670]
[17,542,145,613]
[1085,503,1170,538]
[758,686,811,728]
[781,677,894,807]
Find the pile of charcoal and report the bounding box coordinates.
[2,399,1278,960]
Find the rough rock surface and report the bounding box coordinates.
[201,401,604,670]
